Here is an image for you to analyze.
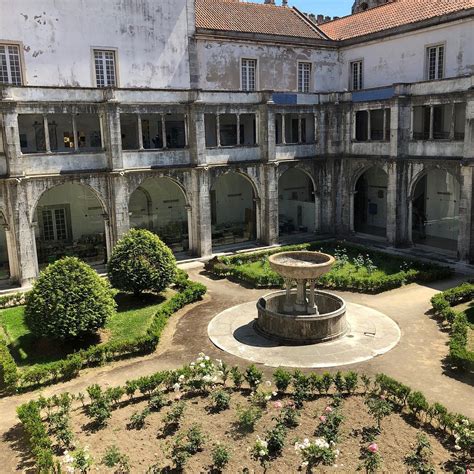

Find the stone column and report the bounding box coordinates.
[386,161,397,245]
[295,279,307,313]
[190,167,212,257]
[260,162,279,246]
[109,173,130,246]
[101,101,122,170]
[187,101,207,166]
[308,279,317,315]
[1,103,23,177]
[458,165,473,262]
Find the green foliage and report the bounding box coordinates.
[211,444,231,471]
[265,423,287,457]
[101,445,131,472]
[185,424,206,454]
[315,404,345,444]
[163,401,186,429]
[72,446,94,473]
[16,400,55,472]
[210,389,231,412]
[344,371,359,394]
[359,446,383,474]
[25,257,116,340]
[365,394,394,430]
[245,364,263,389]
[127,408,150,430]
[236,404,262,432]
[10,275,205,391]
[273,367,292,392]
[108,229,177,296]
[211,241,452,293]
[86,384,112,427]
[0,291,28,309]
[275,404,300,429]
[230,366,243,388]
[431,282,474,372]
[48,395,74,448]
[148,392,167,412]
[0,336,18,393]
[404,433,435,474]
[375,373,411,405]
[407,391,429,418]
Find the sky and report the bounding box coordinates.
[253,0,355,17]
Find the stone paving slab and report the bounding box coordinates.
[208,300,401,368]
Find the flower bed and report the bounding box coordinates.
[0,271,206,394]
[16,355,473,473]
[207,241,452,293]
[431,282,474,372]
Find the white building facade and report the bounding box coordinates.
[0,0,473,285]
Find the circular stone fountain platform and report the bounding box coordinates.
[208,300,400,368]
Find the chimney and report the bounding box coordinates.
[264,0,275,4]
[282,0,288,6]
[317,14,324,24]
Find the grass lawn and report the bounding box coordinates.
[0,290,174,369]
[214,241,452,293]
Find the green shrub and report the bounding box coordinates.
[408,391,429,418]
[108,229,177,296]
[210,389,231,412]
[211,444,231,471]
[265,423,287,457]
[0,336,18,393]
[245,364,263,389]
[236,405,262,432]
[101,445,130,472]
[25,257,116,339]
[273,367,292,392]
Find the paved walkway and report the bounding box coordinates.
[0,265,473,471]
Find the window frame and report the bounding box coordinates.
[240,57,258,92]
[38,204,72,243]
[297,61,312,93]
[350,59,364,91]
[91,47,119,88]
[0,40,25,86]
[425,42,445,81]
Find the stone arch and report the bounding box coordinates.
[32,182,109,267]
[278,166,318,236]
[408,167,460,252]
[352,166,389,238]
[128,175,191,253]
[210,170,259,248]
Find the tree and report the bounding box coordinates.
[25,257,116,339]
[107,229,177,296]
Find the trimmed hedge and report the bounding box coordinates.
[2,270,206,394]
[208,241,452,293]
[0,335,18,394]
[0,292,28,309]
[431,282,474,372]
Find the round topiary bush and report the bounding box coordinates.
[107,228,177,296]
[25,257,116,340]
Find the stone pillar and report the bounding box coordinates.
[6,180,39,285]
[109,173,130,246]
[386,161,397,245]
[1,104,23,177]
[390,95,411,158]
[261,162,279,245]
[187,101,207,166]
[190,167,212,257]
[458,165,473,262]
[101,101,122,170]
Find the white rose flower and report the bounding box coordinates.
[173,383,180,392]
[259,450,266,457]
[205,355,210,361]
[200,363,205,368]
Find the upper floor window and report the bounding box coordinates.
[241,58,257,91]
[93,49,117,87]
[297,62,312,93]
[426,44,444,80]
[0,44,22,85]
[350,60,363,91]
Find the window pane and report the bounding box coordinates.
[54,208,68,240]
[219,114,237,146]
[370,109,384,140]
[41,210,55,241]
[94,50,116,87]
[298,63,311,93]
[141,115,163,149]
[0,44,22,85]
[241,59,256,91]
[355,111,368,141]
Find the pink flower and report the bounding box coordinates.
[466,469,474,474]
[380,395,386,400]
[319,415,327,423]
[273,401,283,409]
[368,443,378,453]
[325,406,333,413]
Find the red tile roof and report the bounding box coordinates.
[319,0,474,40]
[195,1,325,39]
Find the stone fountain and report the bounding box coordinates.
[255,251,347,344]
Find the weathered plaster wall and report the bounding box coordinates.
[340,19,474,90]
[0,0,193,88]
[196,40,340,92]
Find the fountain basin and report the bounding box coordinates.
[256,289,347,345]
[269,251,335,280]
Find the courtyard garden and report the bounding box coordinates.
[0,229,206,394]
[207,241,453,293]
[17,354,473,473]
